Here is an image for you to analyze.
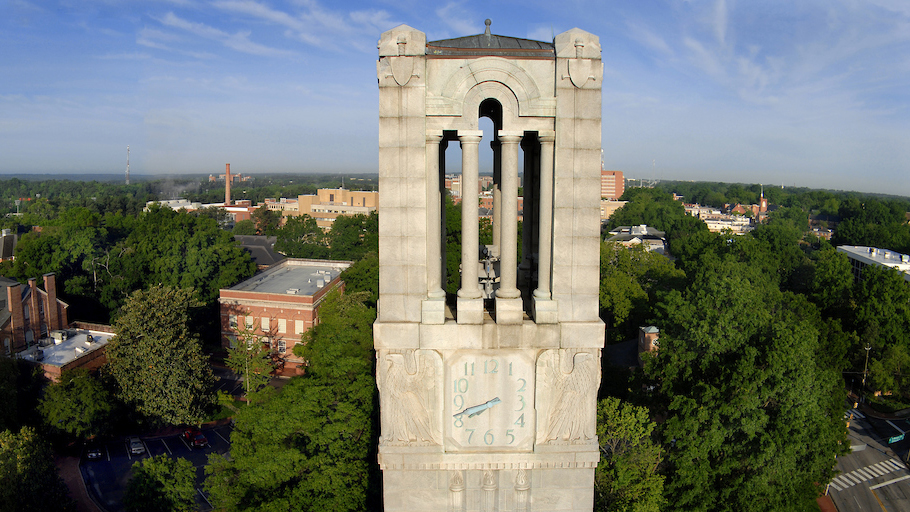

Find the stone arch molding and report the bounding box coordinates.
[426,57,556,119]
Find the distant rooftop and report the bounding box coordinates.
[837,245,910,282]
[427,19,554,58]
[18,329,112,367]
[227,258,352,296]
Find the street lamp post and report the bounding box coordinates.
[861,344,872,402]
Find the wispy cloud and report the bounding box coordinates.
[625,19,674,57]
[157,11,296,57]
[435,1,476,37]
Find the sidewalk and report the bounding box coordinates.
[56,455,102,512]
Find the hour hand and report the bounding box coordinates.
[454,397,501,418]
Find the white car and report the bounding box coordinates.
[128,437,145,455]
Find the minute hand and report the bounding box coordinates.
[454,397,501,418]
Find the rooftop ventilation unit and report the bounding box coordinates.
[286,288,300,295]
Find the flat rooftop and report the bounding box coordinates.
[18,329,113,367]
[227,259,352,297]
[838,245,910,281]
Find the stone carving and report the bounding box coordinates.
[481,470,497,512]
[568,39,593,88]
[514,469,530,512]
[379,349,442,445]
[536,349,599,444]
[449,471,465,512]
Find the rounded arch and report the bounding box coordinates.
[441,57,544,118]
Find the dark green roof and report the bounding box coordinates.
[427,19,554,58]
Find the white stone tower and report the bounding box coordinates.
[375,21,605,512]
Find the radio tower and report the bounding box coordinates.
[125,146,130,185]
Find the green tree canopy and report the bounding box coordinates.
[124,454,196,512]
[107,286,216,425]
[38,368,113,440]
[648,260,846,511]
[205,291,378,512]
[595,397,665,512]
[0,427,75,512]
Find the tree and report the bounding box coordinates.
[205,291,378,511]
[38,368,113,440]
[648,260,846,511]
[599,242,684,343]
[595,398,664,512]
[252,206,281,236]
[0,427,75,512]
[124,454,196,512]
[232,219,257,236]
[225,326,273,404]
[274,214,330,258]
[106,286,216,425]
[339,251,379,308]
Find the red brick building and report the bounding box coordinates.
[218,259,352,370]
[1,273,68,355]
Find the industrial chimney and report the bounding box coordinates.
[225,163,232,206]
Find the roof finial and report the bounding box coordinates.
[484,19,491,36]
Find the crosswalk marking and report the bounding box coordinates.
[830,459,907,492]
[852,409,866,419]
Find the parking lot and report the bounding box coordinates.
[80,424,233,512]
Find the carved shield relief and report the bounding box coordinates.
[389,56,414,87]
[568,58,593,89]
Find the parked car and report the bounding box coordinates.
[128,436,145,455]
[84,440,103,460]
[182,428,209,448]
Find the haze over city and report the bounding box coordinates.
[1,0,908,196]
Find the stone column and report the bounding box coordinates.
[457,130,484,324]
[422,133,446,324]
[533,132,558,323]
[491,140,502,257]
[496,131,523,323]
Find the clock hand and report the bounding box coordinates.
[454,397,501,418]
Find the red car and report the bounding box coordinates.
[182,428,209,448]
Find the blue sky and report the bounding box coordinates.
[1,0,908,196]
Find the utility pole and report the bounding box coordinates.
[861,344,872,402]
[125,145,130,185]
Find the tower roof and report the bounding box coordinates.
[427,19,554,58]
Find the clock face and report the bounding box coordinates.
[444,351,536,452]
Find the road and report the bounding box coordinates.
[80,424,233,512]
[828,408,910,511]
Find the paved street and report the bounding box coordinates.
[80,425,233,512]
[828,408,910,511]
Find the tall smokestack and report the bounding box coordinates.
[225,163,232,206]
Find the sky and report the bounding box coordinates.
[1,0,908,196]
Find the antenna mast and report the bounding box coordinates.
[125,145,130,185]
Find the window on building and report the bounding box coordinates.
[228,336,237,348]
[23,305,29,321]
[261,317,270,331]
[277,339,286,354]
[229,315,238,329]
[278,319,287,333]
[295,320,304,334]
[3,338,9,355]
[245,316,254,329]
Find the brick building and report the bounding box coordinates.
[1,273,68,355]
[218,258,352,370]
[601,170,625,200]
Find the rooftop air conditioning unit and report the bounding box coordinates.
[286,288,299,295]
[35,350,44,361]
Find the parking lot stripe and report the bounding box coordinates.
[213,429,229,444]
[197,488,212,508]
[162,438,173,455]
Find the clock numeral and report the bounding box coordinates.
[464,362,474,376]
[516,395,525,411]
[517,378,526,393]
[484,359,498,374]
[466,429,475,443]
[484,430,494,445]
[453,378,468,394]
[453,395,464,409]
[454,416,464,428]
[514,414,525,428]
[506,429,515,444]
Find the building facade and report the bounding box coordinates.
[600,170,624,200]
[838,246,910,282]
[1,273,68,355]
[376,22,604,512]
[218,259,352,369]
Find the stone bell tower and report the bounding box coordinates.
[375,20,605,512]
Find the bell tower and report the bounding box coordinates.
[375,21,605,512]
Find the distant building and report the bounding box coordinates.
[606,225,667,255]
[837,246,910,283]
[232,235,286,269]
[637,326,660,366]
[16,323,114,382]
[0,229,16,262]
[685,204,754,234]
[218,258,352,371]
[284,188,378,230]
[601,170,624,200]
[600,199,627,221]
[1,274,68,355]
